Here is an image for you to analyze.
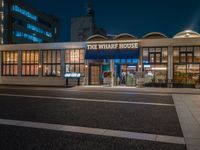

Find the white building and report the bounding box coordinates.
[0,30,200,88]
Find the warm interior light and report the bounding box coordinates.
[152,67,167,70]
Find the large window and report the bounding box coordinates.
[42,50,61,76]
[2,51,18,76]
[173,46,198,63]
[144,64,167,83]
[65,49,85,76]
[173,46,200,85]
[174,65,200,85]
[22,50,39,76]
[142,47,168,85]
[142,47,168,64]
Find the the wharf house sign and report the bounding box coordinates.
[86,42,139,50]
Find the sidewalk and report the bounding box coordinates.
[0,85,199,94]
[173,94,200,150]
[73,86,200,94]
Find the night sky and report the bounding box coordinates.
[25,0,200,42]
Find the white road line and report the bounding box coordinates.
[0,93,174,107]
[0,87,171,96]
[0,118,185,145]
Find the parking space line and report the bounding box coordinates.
[0,93,174,107]
[0,118,185,145]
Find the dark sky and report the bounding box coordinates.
[25,0,200,42]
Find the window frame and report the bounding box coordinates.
[21,50,39,76]
[42,50,61,77]
[2,51,18,76]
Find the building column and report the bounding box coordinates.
[18,50,22,77]
[85,60,89,85]
[110,59,114,86]
[38,50,42,77]
[168,46,173,87]
[0,51,3,77]
[61,50,65,77]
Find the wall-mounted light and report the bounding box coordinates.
[39,65,42,69]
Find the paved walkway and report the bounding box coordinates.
[74,86,200,94]
[173,94,200,150]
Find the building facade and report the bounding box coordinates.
[70,4,106,42]
[0,30,200,88]
[1,0,59,44]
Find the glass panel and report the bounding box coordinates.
[194,47,200,63]
[149,48,155,52]
[14,65,18,75]
[156,53,161,63]
[56,65,61,76]
[21,51,39,76]
[187,53,193,63]
[143,48,148,63]
[80,65,85,76]
[127,59,132,63]
[2,51,18,76]
[180,47,186,52]
[150,53,154,63]
[162,48,168,63]
[65,50,70,63]
[35,51,39,63]
[42,50,61,77]
[75,64,80,72]
[187,47,193,52]
[22,51,26,63]
[187,64,200,84]
[121,59,126,63]
[180,53,186,63]
[174,65,187,84]
[114,59,120,64]
[80,50,85,63]
[153,64,167,83]
[56,51,61,63]
[173,48,179,63]
[72,50,80,63]
[156,48,161,52]
[144,64,154,83]
[52,51,56,63]
[43,65,50,76]
[69,64,74,72]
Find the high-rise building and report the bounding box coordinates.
[70,3,106,42]
[0,0,4,44]
[1,0,59,44]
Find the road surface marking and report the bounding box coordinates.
[0,86,171,96]
[0,93,174,107]
[0,118,185,145]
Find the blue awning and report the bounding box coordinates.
[85,49,140,59]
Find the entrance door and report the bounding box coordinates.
[90,65,101,85]
[115,64,137,86]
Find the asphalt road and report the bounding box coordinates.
[0,87,187,150]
